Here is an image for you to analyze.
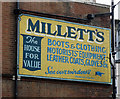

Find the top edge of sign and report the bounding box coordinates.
[19,14,111,31]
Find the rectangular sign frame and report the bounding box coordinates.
[17,14,112,84]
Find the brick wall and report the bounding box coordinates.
[2,2,17,75]
[0,1,2,99]
[2,2,112,98]
[19,2,110,28]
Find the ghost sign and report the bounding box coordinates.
[17,14,111,84]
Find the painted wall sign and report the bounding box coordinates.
[18,14,111,84]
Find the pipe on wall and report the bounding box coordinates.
[15,0,19,99]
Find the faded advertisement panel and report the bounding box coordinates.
[18,14,111,84]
